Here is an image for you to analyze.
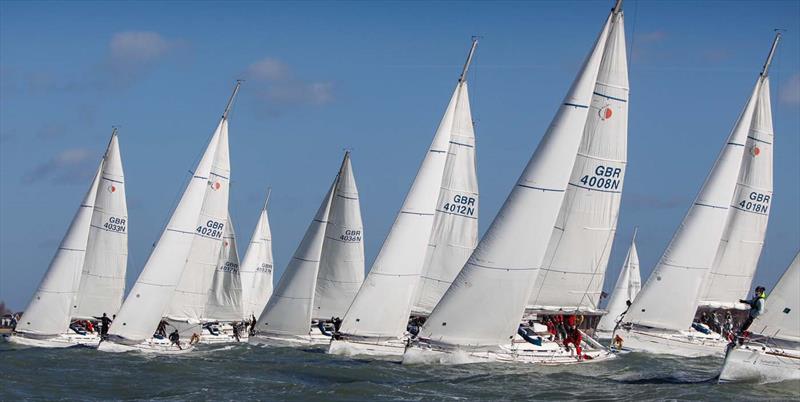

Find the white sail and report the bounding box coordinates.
[240,197,274,319]
[624,73,762,333]
[337,42,474,340]
[313,152,365,320]
[597,234,640,333]
[16,165,102,335]
[110,83,239,342]
[700,74,774,309]
[412,71,479,316]
[751,252,800,343]
[527,12,629,314]
[165,115,231,324]
[72,131,129,320]
[256,181,335,336]
[204,212,243,322]
[418,13,613,347]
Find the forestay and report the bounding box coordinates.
[597,233,640,333]
[313,153,365,320]
[204,212,243,322]
[700,47,776,308]
[624,69,761,333]
[110,83,239,342]
[240,196,274,319]
[412,52,479,316]
[528,11,629,313]
[751,252,800,343]
[419,13,613,347]
[72,132,129,320]
[17,163,102,336]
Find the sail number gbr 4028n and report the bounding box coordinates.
[197,220,224,239]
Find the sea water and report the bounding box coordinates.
[1,342,798,400]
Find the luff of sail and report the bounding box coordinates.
[418,12,613,347]
[413,40,480,316]
[699,34,779,309]
[623,64,762,333]
[72,130,129,320]
[597,231,640,334]
[16,162,102,336]
[313,152,365,320]
[240,194,274,319]
[750,251,800,343]
[204,212,243,322]
[527,10,629,314]
[109,83,239,342]
[256,178,335,336]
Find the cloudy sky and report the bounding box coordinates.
[1,1,798,310]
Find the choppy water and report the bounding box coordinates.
[1,342,798,401]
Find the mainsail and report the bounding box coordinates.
[72,130,129,320]
[527,9,629,314]
[240,193,274,319]
[699,33,779,309]
[412,39,480,316]
[17,159,102,335]
[418,11,613,347]
[313,152,365,320]
[751,251,800,343]
[597,231,640,334]
[623,48,767,333]
[110,83,239,342]
[337,40,473,340]
[204,212,243,322]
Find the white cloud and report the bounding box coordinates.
[244,58,334,112]
[23,148,96,185]
[105,31,181,85]
[245,58,290,81]
[780,73,800,105]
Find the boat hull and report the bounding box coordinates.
[5,332,100,348]
[199,323,248,344]
[719,343,800,383]
[249,332,330,347]
[614,327,726,357]
[328,337,407,359]
[97,337,194,354]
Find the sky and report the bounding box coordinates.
[1,1,798,311]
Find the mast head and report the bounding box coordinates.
[761,30,784,78]
[458,37,479,84]
[612,0,623,14]
[222,80,244,120]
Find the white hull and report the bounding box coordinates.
[403,336,614,365]
[5,332,100,348]
[199,323,248,344]
[614,327,727,357]
[328,337,407,359]
[97,337,194,354]
[719,343,800,383]
[249,332,330,347]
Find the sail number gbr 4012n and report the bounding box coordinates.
[441,194,476,217]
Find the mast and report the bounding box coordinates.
[458,38,479,83]
[264,187,272,210]
[222,80,243,120]
[761,31,781,77]
[612,0,623,14]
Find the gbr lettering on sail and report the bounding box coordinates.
[578,165,623,191]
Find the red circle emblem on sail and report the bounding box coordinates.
[604,108,613,119]
[753,146,761,156]
[109,185,116,193]
[223,241,228,247]
[213,182,221,190]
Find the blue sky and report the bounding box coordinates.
[1,1,798,310]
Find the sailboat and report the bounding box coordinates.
[596,230,641,339]
[329,38,479,358]
[251,151,363,346]
[240,191,274,321]
[614,33,780,358]
[9,130,127,348]
[99,82,240,354]
[402,2,617,365]
[719,251,800,383]
[200,212,246,344]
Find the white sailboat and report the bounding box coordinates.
[240,191,274,320]
[329,39,478,358]
[99,82,240,354]
[719,251,800,383]
[251,152,363,346]
[596,230,641,338]
[614,34,780,357]
[9,130,127,348]
[403,3,617,365]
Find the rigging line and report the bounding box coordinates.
[627,0,639,74]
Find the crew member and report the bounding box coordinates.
[738,286,766,336]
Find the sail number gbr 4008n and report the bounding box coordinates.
[579,165,622,191]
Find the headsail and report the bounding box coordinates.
[313,152,365,320]
[412,39,480,316]
[418,11,613,347]
[700,33,779,309]
[16,162,102,335]
[110,83,239,342]
[240,193,274,319]
[751,251,800,343]
[204,212,243,322]
[527,9,629,314]
[597,231,640,333]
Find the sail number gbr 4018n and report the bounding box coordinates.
[736,191,771,214]
[441,194,476,217]
[578,165,623,191]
